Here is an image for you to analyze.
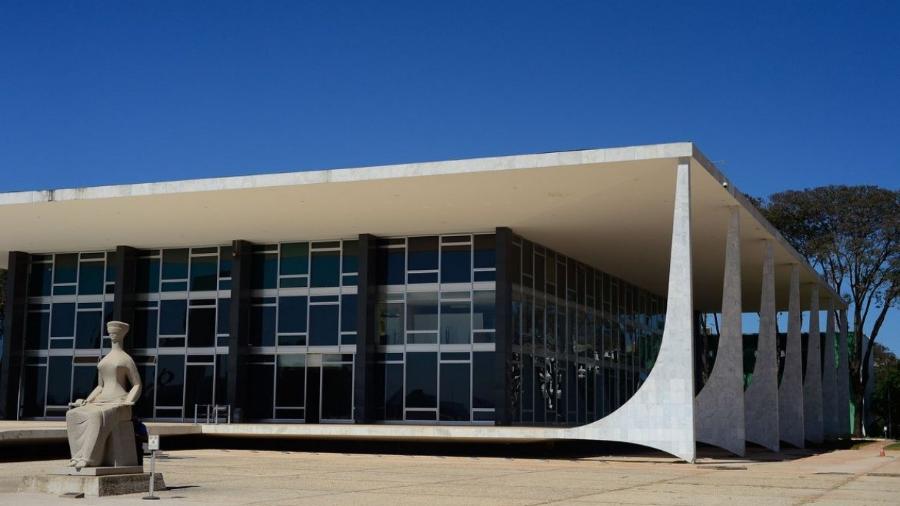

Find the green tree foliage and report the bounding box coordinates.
[871,342,900,437]
[755,185,899,436]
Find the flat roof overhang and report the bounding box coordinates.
[0,142,842,312]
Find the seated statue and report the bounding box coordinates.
[66,321,142,470]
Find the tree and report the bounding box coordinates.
[871,342,899,437]
[755,185,899,437]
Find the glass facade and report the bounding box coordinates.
[510,234,665,426]
[131,246,232,419]
[374,234,497,423]
[16,230,666,427]
[242,240,358,422]
[21,252,116,418]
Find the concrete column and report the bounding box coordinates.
[804,285,824,444]
[494,227,515,426]
[822,299,838,439]
[695,207,745,456]
[837,309,851,437]
[568,158,696,462]
[779,265,805,447]
[112,246,138,351]
[745,240,779,452]
[0,252,30,419]
[353,234,378,423]
[227,240,254,422]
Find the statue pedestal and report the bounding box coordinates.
[21,468,165,497]
[51,466,144,476]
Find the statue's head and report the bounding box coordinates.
[107,321,130,343]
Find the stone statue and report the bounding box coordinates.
[65,321,141,470]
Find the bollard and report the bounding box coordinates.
[143,435,160,500]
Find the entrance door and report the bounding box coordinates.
[305,354,321,423]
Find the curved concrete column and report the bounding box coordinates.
[745,240,779,452]
[695,207,745,456]
[822,299,838,439]
[779,265,805,447]
[804,286,824,444]
[567,158,696,462]
[837,310,851,437]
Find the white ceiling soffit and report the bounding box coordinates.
[0,142,842,311]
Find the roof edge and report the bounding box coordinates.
[0,142,694,206]
[691,145,847,309]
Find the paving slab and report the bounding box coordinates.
[0,439,895,505]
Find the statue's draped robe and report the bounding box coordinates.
[65,353,135,467]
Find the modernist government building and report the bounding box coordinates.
[0,143,851,461]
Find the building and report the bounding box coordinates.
[0,142,851,461]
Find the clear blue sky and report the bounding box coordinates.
[1,2,898,351]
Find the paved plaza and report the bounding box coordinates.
[0,440,897,504]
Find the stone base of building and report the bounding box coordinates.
[21,471,165,497]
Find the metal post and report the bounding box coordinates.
[193,404,198,424]
[143,450,159,500]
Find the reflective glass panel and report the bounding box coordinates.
[54,254,78,284]
[217,298,231,336]
[276,354,306,408]
[190,255,218,291]
[156,355,185,407]
[219,246,233,279]
[75,311,102,349]
[378,302,404,345]
[440,363,470,421]
[280,243,309,276]
[341,295,357,333]
[473,352,494,409]
[441,244,470,283]
[407,292,438,331]
[51,303,75,338]
[188,307,216,347]
[159,300,187,336]
[29,262,52,296]
[341,240,358,274]
[321,363,353,420]
[377,247,405,285]
[384,363,403,420]
[133,309,158,349]
[184,364,214,415]
[310,250,340,287]
[405,352,437,408]
[136,257,160,293]
[46,356,72,406]
[408,236,438,271]
[162,249,189,280]
[252,253,277,289]
[309,305,339,346]
[278,296,307,334]
[473,234,496,269]
[78,261,105,295]
[247,362,273,419]
[440,299,471,344]
[22,366,46,417]
[72,365,97,402]
[473,290,495,330]
[250,305,276,347]
[135,364,155,418]
[25,312,50,350]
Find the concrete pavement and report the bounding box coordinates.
[0,440,896,504]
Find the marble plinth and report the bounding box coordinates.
[50,466,143,476]
[21,472,165,497]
